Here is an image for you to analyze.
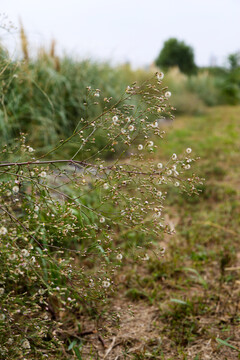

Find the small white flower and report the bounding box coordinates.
[0,314,5,321]
[155,211,162,218]
[175,181,180,187]
[6,190,12,196]
[34,206,39,212]
[172,153,177,160]
[157,72,164,80]
[94,92,100,97]
[167,169,172,175]
[22,339,31,349]
[30,256,36,264]
[157,162,163,169]
[126,117,131,123]
[185,164,191,170]
[128,125,134,131]
[148,141,154,147]
[21,249,30,257]
[102,280,111,288]
[186,148,192,154]
[157,107,162,113]
[165,91,171,98]
[40,171,47,178]
[116,253,123,260]
[152,121,159,128]
[28,147,34,153]
[121,128,126,134]
[103,183,109,190]
[0,288,5,295]
[0,226,8,235]
[12,185,19,193]
[138,144,143,151]
[9,254,17,261]
[30,171,35,177]
[157,191,162,197]
[112,116,118,125]
[100,217,105,223]
[159,247,166,254]
[142,254,149,261]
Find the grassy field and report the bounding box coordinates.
[78,106,240,359]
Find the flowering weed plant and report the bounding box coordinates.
[0,62,202,358]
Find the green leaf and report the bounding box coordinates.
[216,338,240,352]
[183,267,208,289]
[170,298,187,305]
[68,339,77,351]
[73,346,83,359]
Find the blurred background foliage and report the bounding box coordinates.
[1,29,240,154]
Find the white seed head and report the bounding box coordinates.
[22,249,30,257]
[102,280,111,288]
[0,288,5,295]
[165,91,172,98]
[40,171,47,178]
[157,72,164,80]
[12,185,19,193]
[116,253,123,260]
[112,116,118,125]
[138,144,143,150]
[22,339,31,349]
[186,148,192,154]
[0,226,8,235]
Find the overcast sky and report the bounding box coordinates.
[1,0,240,68]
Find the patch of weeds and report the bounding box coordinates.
[125,288,149,302]
[148,259,182,281]
[161,297,207,346]
[202,164,226,180]
[190,250,208,262]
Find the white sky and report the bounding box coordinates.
[1,0,240,68]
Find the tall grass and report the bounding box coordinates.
[1,27,239,155]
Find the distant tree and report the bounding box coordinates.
[156,38,197,75]
[228,52,240,70]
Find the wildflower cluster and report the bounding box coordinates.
[0,70,201,358]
